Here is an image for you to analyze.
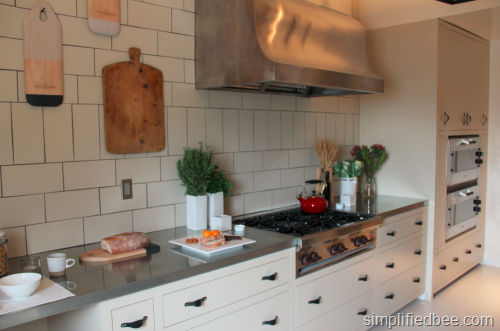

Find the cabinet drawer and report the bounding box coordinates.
[190,291,290,331]
[296,290,374,331]
[295,257,375,328]
[377,264,424,315]
[378,235,425,285]
[434,243,460,288]
[112,299,154,331]
[163,257,290,328]
[378,213,427,247]
[464,229,485,265]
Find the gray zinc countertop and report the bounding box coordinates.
[1,194,427,330]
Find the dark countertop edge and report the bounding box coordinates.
[0,239,297,330]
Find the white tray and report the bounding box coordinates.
[169,234,256,255]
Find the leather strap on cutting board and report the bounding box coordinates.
[103,47,166,154]
[23,2,63,107]
[88,0,121,36]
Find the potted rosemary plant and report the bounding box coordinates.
[351,144,387,198]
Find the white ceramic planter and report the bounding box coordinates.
[340,177,357,196]
[186,195,208,231]
[207,192,224,226]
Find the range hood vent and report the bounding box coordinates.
[195,0,384,97]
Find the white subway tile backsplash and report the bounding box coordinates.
[187,108,206,148]
[339,97,356,114]
[84,212,133,244]
[0,227,26,258]
[99,105,125,160]
[224,194,243,216]
[101,184,147,214]
[345,114,354,146]
[0,5,27,39]
[133,205,175,233]
[263,150,288,170]
[254,170,280,192]
[244,191,272,214]
[0,194,45,228]
[234,152,262,173]
[128,0,172,32]
[46,189,100,222]
[0,38,23,70]
[64,75,78,104]
[289,149,312,168]
[281,167,304,188]
[26,218,84,255]
[63,46,94,76]
[225,173,253,195]
[175,203,187,227]
[223,109,239,153]
[213,153,233,175]
[271,95,295,111]
[143,55,184,83]
[326,114,336,141]
[12,103,45,165]
[305,113,316,148]
[354,114,360,145]
[44,105,74,163]
[243,93,270,110]
[168,107,187,155]
[94,49,131,76]
[316,113,326,140]
[164,83,173,107]
[17,0,76,16]
[172,83,209,107]
[160,155,181,180]
[272,187,297,209]
[0,103,13,165]
[210,91,242,109]
[78,76,103,104]
[318,97,339,113]
[268,111,281,150]
[254,111,268,151]
[116,158,161,184]
[144,0,183,9]
[336,114,345,146]
[2,164,63,197]
[73,105,100,161]
[206,108,223,153]
[0,0,13,5]
[312,149,320,167]
[59,16,111,49]
[239,110,254,152]
[293,112,305,149]
[0,70,18,101]
[184,60,195,83]
[112,25,158,55]
[281,112,294,149]
[297,98,318,112]
[64,160,116,191]
[147,180,185,207]
[158,32,194,59]
[172,9,194,36]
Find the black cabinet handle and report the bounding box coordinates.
[358,309,368,316]
[262,273,277,281]
[444,112,450,126]
[466,113,471,126]
[440,265,447,270]
[414,250,422,255]
[466,250,472,254]
[358,275,368,282]
[462,113,467,125]
[413,277,420,283]
[308,297,321,305]
[262,316,278,326]
[121,316,147,329]
[185,297,207,307]
[477,244,482,248]
[482,114,488,126]
[453,257,459,262]
[387,231,395,237]
[386,263,395,268]
[385,293,394,300]
[415,221,423,226]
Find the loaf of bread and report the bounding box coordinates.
[204,239,226,248]
[101,232,151,254]
[199,234,224,245]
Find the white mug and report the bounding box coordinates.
[47,253,75,277]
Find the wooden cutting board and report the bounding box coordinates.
[23,2,64,107]
[79,243,160,263]
[103,48,165,154]
[88,0,121,36]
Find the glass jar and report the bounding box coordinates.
[0,231,8,278]
[364,177,377,198]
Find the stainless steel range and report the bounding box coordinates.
[234,208,382,277]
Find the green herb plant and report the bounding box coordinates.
[207,166,233,197]
[176,142,216,196]
[333,160,364,179]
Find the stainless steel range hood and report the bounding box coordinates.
[195,0,384,97]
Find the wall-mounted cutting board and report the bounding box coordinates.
[103,48,165,154]
[88,0,121,36]
[23,2,64,107]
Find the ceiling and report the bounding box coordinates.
[442,6,500,41]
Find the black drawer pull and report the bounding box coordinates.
[413,277,420,283]
[415,221,423,226]
[262,273,277,281]
[386,263,395,268]
[453,257,459,262]
[385,293,394,300]
[440,265,447,270]
[477,244,482,248]
[358,309,368,316]
[358,275,368,282]
[387,231,395,237]
[466,250,472,254]
[414,250,422,255]
[308,297,321,305]
[185,297,207,307]
[121,316,147,328]
[262,316,278,326]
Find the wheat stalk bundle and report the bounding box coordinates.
[315,139,339,171]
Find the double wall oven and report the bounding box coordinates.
[445,135,483,241]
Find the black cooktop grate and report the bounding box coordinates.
[234,209,376,237]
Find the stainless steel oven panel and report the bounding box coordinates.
[446,184,479,241]
[448,137,481,152]
[447,136,482,187]
[447,185,479,206]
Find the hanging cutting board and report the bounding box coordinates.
[88,0,121,36]
[103,48,165,154]
[23,2,63,107]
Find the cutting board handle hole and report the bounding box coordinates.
[39,8,47,22]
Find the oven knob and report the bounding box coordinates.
[354,237,363,247]
[337,243,346,253]
[476,151,483,157]
[474,199,482,205]
[310,252,322,262]
[302,255,312,265]
[475,159,483,165]
[361,236,369,244]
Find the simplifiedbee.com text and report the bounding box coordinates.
[364,313,494,328]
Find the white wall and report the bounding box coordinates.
[307,0,352,16]
[484,41,500,267]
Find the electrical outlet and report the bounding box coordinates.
[122,179,133,200]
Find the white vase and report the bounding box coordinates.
[186,195,208,231]
[207,192,224,226]
[340,177,357,196]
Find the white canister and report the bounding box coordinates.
[208,192,224,224]
[186,195,208,231]
[340,177,357,196]
[210,215,232,232]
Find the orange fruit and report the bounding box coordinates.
[212,230,220,236]
[203,230,212,237]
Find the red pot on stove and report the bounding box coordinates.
[297,180,329,214]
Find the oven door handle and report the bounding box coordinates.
[459,190,474,197]
[456,139,477,146]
